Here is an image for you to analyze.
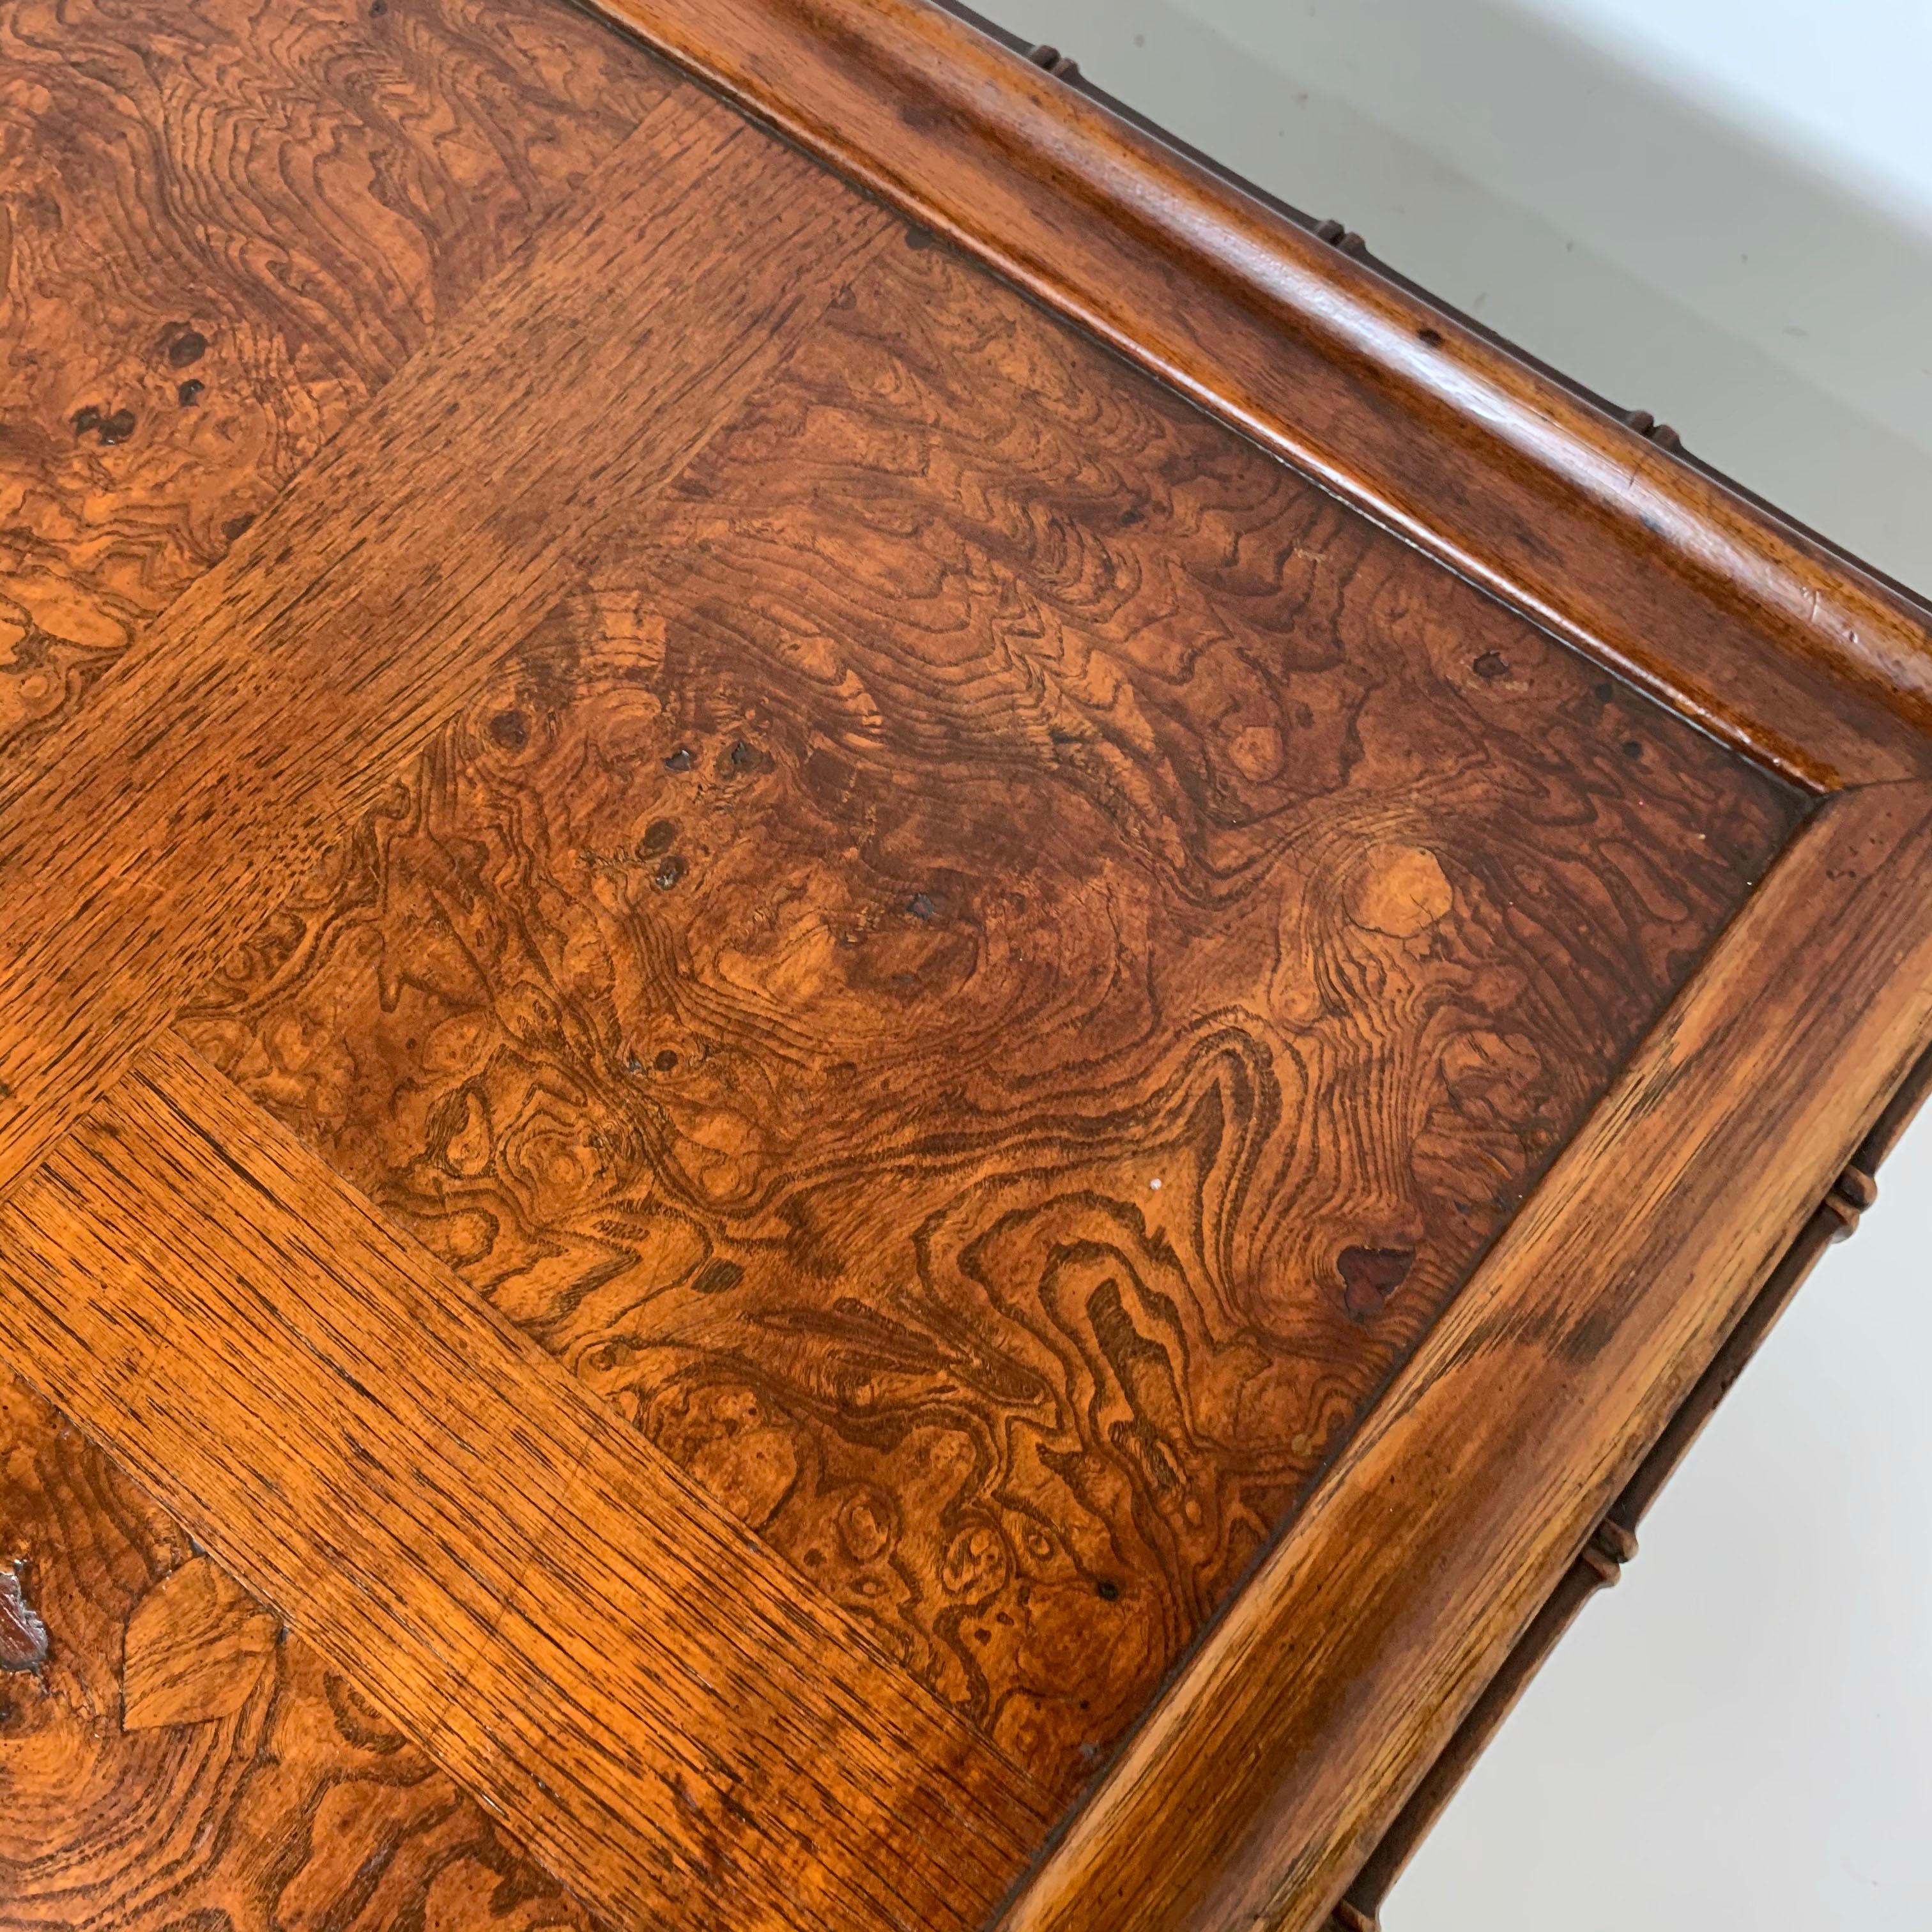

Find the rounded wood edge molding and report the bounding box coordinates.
[573,0,1932,792]
[1324,1031,1932,1931]
[988,780,1932,1931]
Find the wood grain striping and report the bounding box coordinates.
[1000,779,1932,1932]
[1331,1033,1932,1928]
[180,230,1799,1795]
[576,0,1932,791]
[0,0,668,754]
[0,1036,1050,1932]
[0,83,893,1202]
[0,3,1917,1919]
[0,1369,602,1931]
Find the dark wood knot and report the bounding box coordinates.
[1337,1245,1414,1320]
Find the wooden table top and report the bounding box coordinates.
[3,2,1928,1928]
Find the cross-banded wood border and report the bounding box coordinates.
[0,1036,1050,1930]
[4,4,1931,1930]
[578,0,1932,797]
[1326,1028,1932,1931]
[0,75,1050,1932]
[999,783,1932,1930]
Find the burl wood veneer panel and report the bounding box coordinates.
[0,1038,1050,1931]
[0,0,668,753]
[0,82,893,1197]
[0,1370,600,1930]
[181,231,1803,1797]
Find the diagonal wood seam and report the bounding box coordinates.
[163,1015,1054,1850]
[0,1032,1053,1932]
[150,1059,604,1742]
[0,80,898,1206]
[0,1057,590,1705]
[0,68,1065,1928]
[0,1154,600,1860]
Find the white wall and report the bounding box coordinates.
[970,3,1932,1923]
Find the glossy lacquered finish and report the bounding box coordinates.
[1,3,1928,1930]
[174,229,1791,1800]
[0,1368,597,1931]
[581,0,1932,795]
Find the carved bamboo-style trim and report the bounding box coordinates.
[1823,1160,1879,1239]
[1023,42,1080,80]
[1622,409,1684,453]
[1576,1517,1639,1588]
[1324,1034,1932,1931]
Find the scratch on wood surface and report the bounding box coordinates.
[1,1558,49,1671]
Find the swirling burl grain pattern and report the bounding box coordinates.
[0,0,666,753]
[0,1370,599,1931]
[183,236,1799,1798]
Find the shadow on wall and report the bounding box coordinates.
[976,0,1932,596]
